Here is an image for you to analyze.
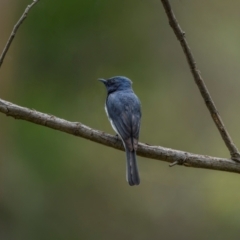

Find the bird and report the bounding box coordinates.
[98,76,141,186]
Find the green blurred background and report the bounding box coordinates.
[1,0,240,239]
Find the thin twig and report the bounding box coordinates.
[0,98,240,174]
[0,0,39,68]
[160,0,240,162]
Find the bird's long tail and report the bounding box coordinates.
[126,149,140,186]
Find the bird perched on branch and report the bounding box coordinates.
[99,76,141,186]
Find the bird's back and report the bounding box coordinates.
[106,89,141,151]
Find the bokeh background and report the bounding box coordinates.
[1,0,240,239]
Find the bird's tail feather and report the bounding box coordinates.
[126,149,140,186]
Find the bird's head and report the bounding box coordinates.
[98,76,132,94]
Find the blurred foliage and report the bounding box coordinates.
[1,0,240,239]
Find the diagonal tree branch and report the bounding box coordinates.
[0,0,39,69]
[0,98,240,174]
[160,0,240,162]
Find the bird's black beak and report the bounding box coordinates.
[98,78,107,84]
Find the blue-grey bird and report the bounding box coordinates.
[99,76,141,186]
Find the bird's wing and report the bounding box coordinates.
[106,92,141,151]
